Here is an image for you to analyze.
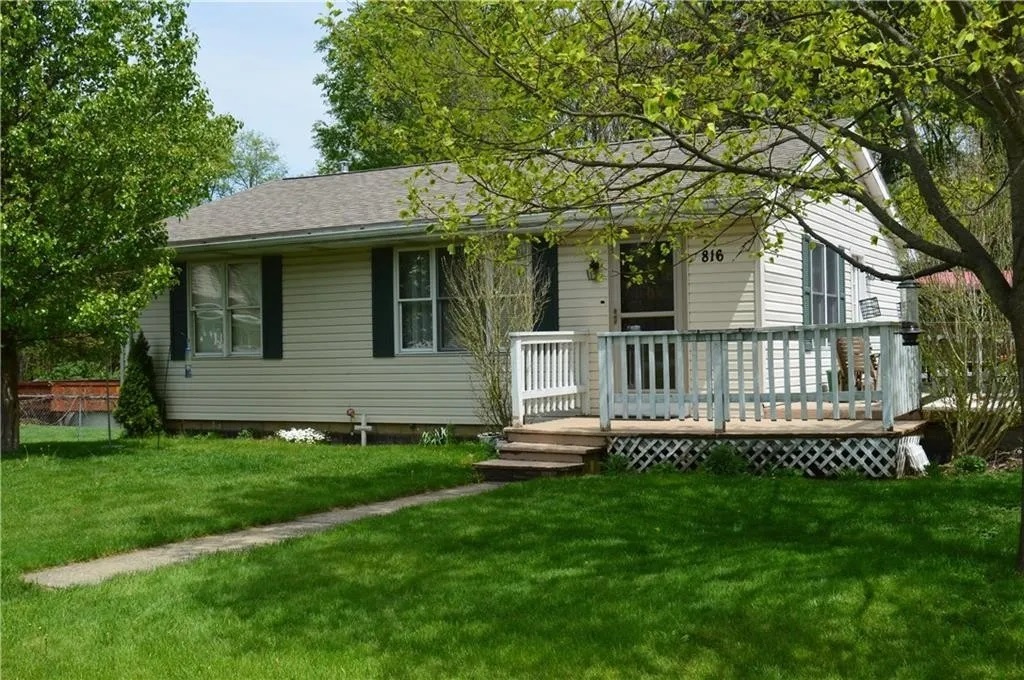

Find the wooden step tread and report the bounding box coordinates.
[497,441,604,456]
[474,459,583,470]
[474,458,584,482]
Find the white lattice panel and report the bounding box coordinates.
[609,435,903,478]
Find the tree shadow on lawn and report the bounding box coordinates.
[178,474,1024,679]
[200,461,482,525]
[8,438,144,461]
[56,460,483,562]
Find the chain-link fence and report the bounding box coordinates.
[19,382,121,438]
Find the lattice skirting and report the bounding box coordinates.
[608,435,909,478]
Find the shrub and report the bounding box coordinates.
[917,214,1016,462]
[421,425,452,446]
[443,239,550,430]
[701,443,747,476]
[768,465,803,478]
[236,428,255,440]
[602,453,632,474]
[647,460,678,474]
[835,467,864,481]
[113,332,163,437]
[952,454,987,474]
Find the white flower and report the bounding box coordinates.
[276,427,327,444]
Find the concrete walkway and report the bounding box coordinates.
[23,482,505,589]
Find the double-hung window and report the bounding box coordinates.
[805,240,846,325]
[189,261,262,356]
[395,248,462,352]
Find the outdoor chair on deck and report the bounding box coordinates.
[835,336,879,391]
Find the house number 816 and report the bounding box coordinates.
[701,248,724,263]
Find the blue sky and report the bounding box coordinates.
[186,1,351,177]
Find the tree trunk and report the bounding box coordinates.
[1,333,20,454]
[1012,318,1024,573]
[1011,313,1024,573]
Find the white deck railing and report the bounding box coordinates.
[510,331,591,426]
[594,322,921,432]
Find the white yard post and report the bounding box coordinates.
[354,414,373,446]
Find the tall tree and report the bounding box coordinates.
[212,129,289,198]
[328,1,1024,570]
[313,2,410,172]
[313,0,528,171]
[0,0,236,452]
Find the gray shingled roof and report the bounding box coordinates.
[168,126,836,247]
[167,162,471,246]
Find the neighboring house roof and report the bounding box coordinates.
[919,269,1012,288]
[168,124,858,249]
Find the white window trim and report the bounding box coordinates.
[394,248,438,354]
[809,243,844,325]
[393,247,474,355]
[188,260,263,358]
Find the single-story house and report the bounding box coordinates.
[139,133,924,474]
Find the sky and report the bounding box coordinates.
[186,1,351,177]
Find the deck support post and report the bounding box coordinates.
[880,328,895,431]
[711,333,726,433]
[598,335,610,430]
[580,333,592,416]
[510,336,525,427]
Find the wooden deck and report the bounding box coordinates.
[510,416,926,440]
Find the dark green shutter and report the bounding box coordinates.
[532,243,559,332]
[169,262,188,361]
[801,235,811,326]
[261,255,283,359]
[371,247,395,357]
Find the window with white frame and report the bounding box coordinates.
[396,248,463,352]
[189,261,262,356]
[807,242,845,325]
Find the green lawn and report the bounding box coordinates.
[20,423,122,443]
[1,429,486,600]
[3,436,1023,679]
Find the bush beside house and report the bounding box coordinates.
[113,332,163,437]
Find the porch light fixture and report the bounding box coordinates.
[586,257,602,281]
[897,280,922,346]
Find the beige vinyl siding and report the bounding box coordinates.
[762,198,902,327]
[760,196,902,392]
[141,248,479,426]
[683,224,758,390]
[686,223,758,330]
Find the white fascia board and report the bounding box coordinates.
[170,198,750,254]
[170,213,553,253]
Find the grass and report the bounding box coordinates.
[3,435,1023,678]
[1,428,486,601]
[20,423,122,443]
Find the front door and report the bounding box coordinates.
[612,243,682,390]
[613,242,679,332]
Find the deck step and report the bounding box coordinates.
[473,458,584,482]
[503,427,608,448]
[497,441,604,459]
